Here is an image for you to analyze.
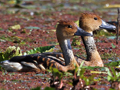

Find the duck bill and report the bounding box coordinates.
[99,20,116,30]
[74,27,92,36]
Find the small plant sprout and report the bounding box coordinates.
[105,67,120,82]
[105,67,120,89]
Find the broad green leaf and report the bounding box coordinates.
[25,46,55,55]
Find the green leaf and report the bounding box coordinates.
[111,43,116,48]
[77,61,85,76]
[116,72,120,77]
[105,61,119,66]
[111,67,117,79]
[105,67,112,76]
[25,46,55,55]
[107,76,112,81]
[83,78,90,86]
[86,79,90,86]
[52,68,59,73]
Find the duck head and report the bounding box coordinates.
[79,13,116,33]
[56,20,92,39]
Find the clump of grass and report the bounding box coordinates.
[0,46,22,61]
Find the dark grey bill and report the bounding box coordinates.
[99,20,116,30]
[74,27,92,36]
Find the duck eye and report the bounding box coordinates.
[94,17,97,20]
[68,25,72,28]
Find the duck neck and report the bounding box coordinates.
[58,39,79,67]
[81,32,102,62]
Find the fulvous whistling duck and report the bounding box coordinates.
[76,12,116,67]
